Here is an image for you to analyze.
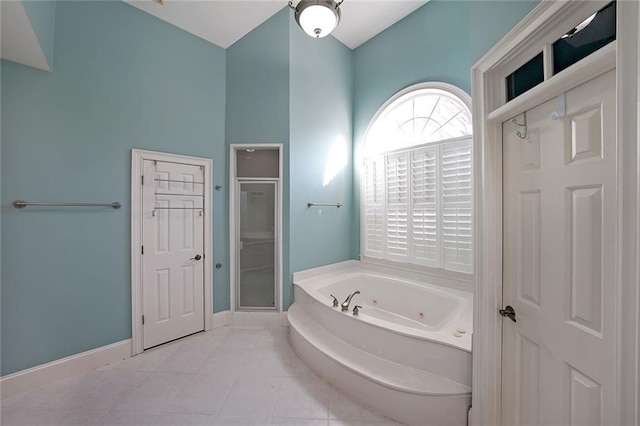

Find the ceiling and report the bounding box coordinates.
[1,1,51,71]
[124,1,429,50]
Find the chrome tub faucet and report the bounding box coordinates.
[341,290,360,312]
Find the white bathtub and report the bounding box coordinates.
[288,261,472,426]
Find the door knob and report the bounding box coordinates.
[499,305,517,322]
[191,254,202,261]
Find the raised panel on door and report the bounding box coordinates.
[515,333,540,426]
[181,264,195,316]
[155,269,170,322]
[567,365,603,426]
[502,70,616,425]
[142,160,205,349]
[517,190,541,308]
[567,186,603,335]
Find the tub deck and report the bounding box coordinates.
[294,263,473,352]
[289,260,473,426]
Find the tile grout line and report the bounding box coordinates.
[267,375,285,426]
[90,365,156,424]
[208,370,242,422]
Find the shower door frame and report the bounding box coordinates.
[229,144,283,313]
[235,179,279,311]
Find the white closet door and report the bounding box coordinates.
[502,70,616,425]
[142,160,204,349]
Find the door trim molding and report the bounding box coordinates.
[471,1,640,425]
[130,149,213,356]
[229,144,284,313]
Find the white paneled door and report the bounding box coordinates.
[142,160,205,349]
[502,70,616,425]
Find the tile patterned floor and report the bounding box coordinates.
[0,326,404,426]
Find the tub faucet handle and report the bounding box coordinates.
[352,305,362,316]
[330,295,339,308]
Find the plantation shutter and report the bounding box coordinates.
[440,139,473,273]
[410,146,440,267]
[361,85,473,274]
[385,152,409,261]
[363,156,385,257]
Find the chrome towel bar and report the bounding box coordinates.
[307,202,342,208]
[13,200,121,209]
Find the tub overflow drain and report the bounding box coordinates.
[418,312,425,319]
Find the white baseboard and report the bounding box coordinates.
[212,310,231,328]
[0,339,132,400]
[214,310,289,327]
[232,311,280,326]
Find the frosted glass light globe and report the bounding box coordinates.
[298,4,338,38]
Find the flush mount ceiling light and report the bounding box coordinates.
[288,0,343,39]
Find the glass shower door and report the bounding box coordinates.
[237,181,277,310]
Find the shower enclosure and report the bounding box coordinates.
[231,146,281,311]
[237,181,277,309]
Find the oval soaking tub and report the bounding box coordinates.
[288,261,472,426]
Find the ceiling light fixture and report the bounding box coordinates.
[288,0,343,39]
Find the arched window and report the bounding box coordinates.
[362,82,473,274]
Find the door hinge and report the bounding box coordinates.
[142,315,145,325]
[141,175,144,185]
[141,245,144,255]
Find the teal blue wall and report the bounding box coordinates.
[1,1,226,375]
[226,9,290,145]
[225,8,291,312]
[22,0,56,69]
[469,1,539,64]
[288,19,353,308]
[1,0,539,376]
[351,0,538,258]
[226,9,354,310]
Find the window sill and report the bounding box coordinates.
[360,256,474,290]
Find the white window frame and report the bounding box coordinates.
[360,82,474,284]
